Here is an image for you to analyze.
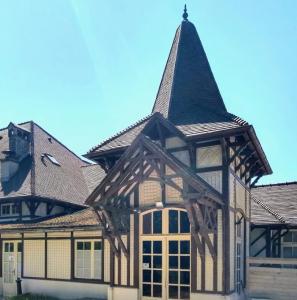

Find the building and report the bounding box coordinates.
[0,7,295,300]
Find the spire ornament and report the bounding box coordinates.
[183,4,188,21]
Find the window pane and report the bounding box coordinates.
[293,247,297,258]
[153,241,162,254]
[169,241,178,254]
[283,247,292,258]
[180,211,190,233]
[153,256,162,269]
[180,286,190,299]
[143,270,151,282]
[153,211,162,234]
[143,255,151,265]
[143,241,151,254]
[169,285,178,299]
[143,284,151,296]
[143,213,152,234]
[169,271,178,284]
[180,241,190,254]
[169,210,178,233]
[153,285,162,297]
[17,243,23,252]
[180,271,190,284]
[153,270,162,283]
[94,241,102,250]
[84,242,91,250]
[169,256,178,269]
[77,242,83,250]
[284,232,292,242]
[180,256,190,269]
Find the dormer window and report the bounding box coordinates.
[42,153,61,166]
[1,203,19,216]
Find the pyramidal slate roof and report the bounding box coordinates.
[86,12,253,157]
[152,16,227,125]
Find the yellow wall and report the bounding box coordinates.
[24,240,45,278]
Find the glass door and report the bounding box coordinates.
[141,237,164,300]
[3,241,22,297]
[141,237,190,300]
[167,239,191,300]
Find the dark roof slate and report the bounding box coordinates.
[0,122,105,206]
[152,20,227,125]
[251,182,297,225]
[0,208,101,231]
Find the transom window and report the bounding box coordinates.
[141,209,190,235]
[1,203,19,216]
[75,240,102,280]
[282,231,297,258]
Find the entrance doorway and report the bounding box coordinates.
[140,208,191,300]
[3,241,22,297]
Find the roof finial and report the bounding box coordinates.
[183,4,188,21]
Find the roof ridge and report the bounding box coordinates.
[251,194,287,224]
[253,181,297,188]
[87,114,153,154]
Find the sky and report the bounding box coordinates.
[0,0,296,185]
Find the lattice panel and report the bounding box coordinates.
[139,180,161,206]
[24,240,45,278]
[196,145,222,168]
[165,137,186,149]
[198,171,222,193]
[166,177,183,203]
[47,240,71,279]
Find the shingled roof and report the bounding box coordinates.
[0,208,101,232]
[0,121,105,206]
[251,182,297,225]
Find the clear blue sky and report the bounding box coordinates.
[0,1,296,185]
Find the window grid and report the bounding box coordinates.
[75,240,102,280]
[282,231,297,259]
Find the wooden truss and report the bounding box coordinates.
[87,131,223,260]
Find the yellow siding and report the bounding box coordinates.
[130,215,134,286]
[139,180,161,206]
[236,180,246,213]
[165,137,186,149]
[47,232,71,238]
[121,235,128,285]
[217,210,223,292]
[196,145,222,168]
[1,233,22,239]
[24,232,45,238]
[205,234,214,291]
[197,249,202,290]
[73,231,102,237]
[47,240,71,279]
[229,212,235,291]
[114,240,118,285]
[198,171,222,193]
[24,240,45,278]
[165,177,183,203]
[229,174,235,208]
[104,239,110,282]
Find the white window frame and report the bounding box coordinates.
[1,203,19,216]
[75,239,102,280]
[281,230,297,259]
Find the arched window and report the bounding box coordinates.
[141,208,190,235]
